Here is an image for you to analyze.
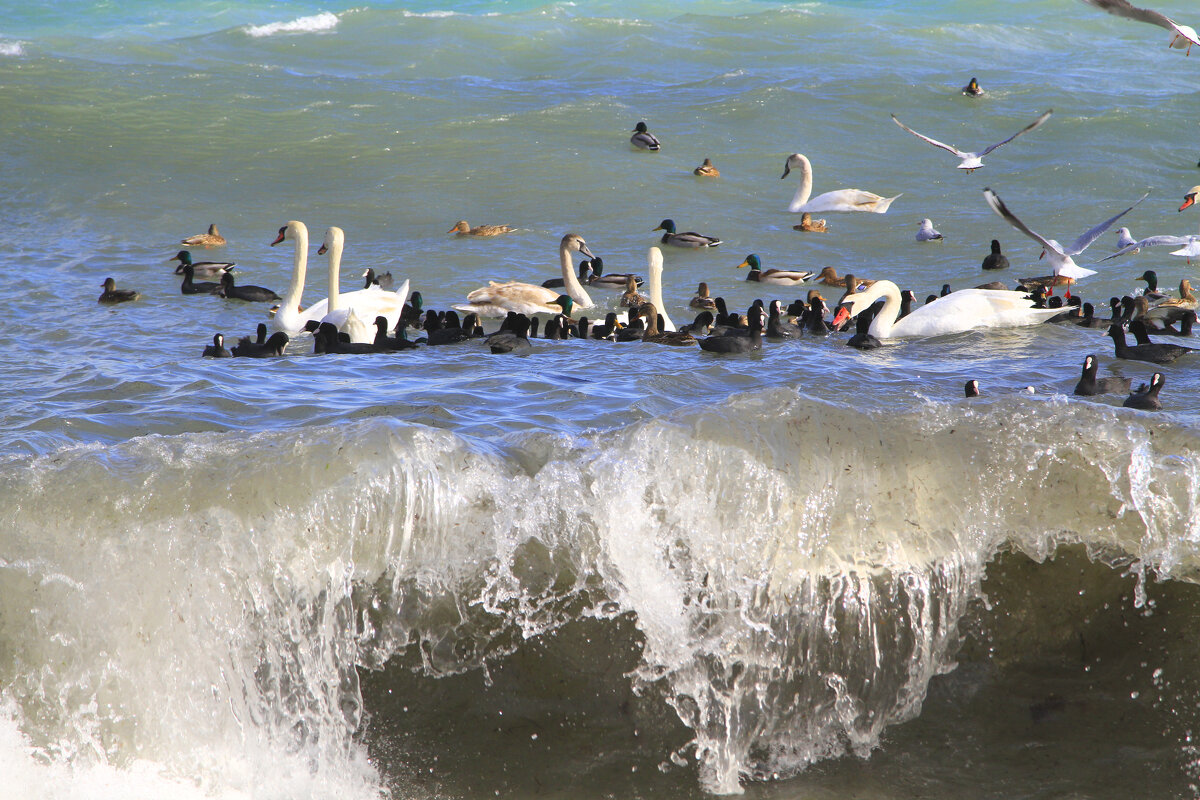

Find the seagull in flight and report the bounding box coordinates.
[1103,186,1200,264]
[1080,0,1199,55]
[983,187,1150,293]
[891,110,1053,172]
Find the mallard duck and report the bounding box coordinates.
[98,277,140,303]
[181,224,226,248]
[1146,278,1197,323]
[630,121,660,150]
[654,219,721,248]
[962,77,983,96]
[693,158,719,178]
[690,281,717,310]
[737,254,814,286]
[619,274,648,308]
[583,257,644,289]
[639,303,696,346]
[202,333,231,358]
[1135,269,1166,300]
[792,212,827,233]
[170,249,233,277]
[813,266,874,289]
[448,220,513,237]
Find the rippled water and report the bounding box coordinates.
[3,1,1200,798]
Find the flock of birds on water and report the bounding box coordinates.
[94,0,1200,413]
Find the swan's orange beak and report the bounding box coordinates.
[831,306,850,329]
[317,244,327,255]
[271,227,286,246]
[1181,193,1196,211]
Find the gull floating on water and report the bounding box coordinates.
[891,110,1052,172]
[983,186,1149,291]
[916,219,943,242]
[1080,0,1199,55]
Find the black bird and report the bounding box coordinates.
[231,331,289,357]
[1073,354,1132,396]
[964,379,980,398]
[940,283,953,297]
[982,239,1009,270]
[680,310,715,337]
[767,300,802,339]
[180,264,222,295]
[99,277,140,303]
[1106,323,1198,364]
[1158,310,1196,337]
[363,268,393,290]
[428,311,472,346]
[847,300,883,349]
[699,307,765,353]
[202,333,231,358]
[314,322,381,355]
[804,296,832,334]
[219,271,280,302]
[1123,373,1165,411]
[373,316,419,350]
[487,314,533,354]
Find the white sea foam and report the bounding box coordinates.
[244,11,339,38]
[0,40,26,56]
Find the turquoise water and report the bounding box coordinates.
[3,1,1200,797]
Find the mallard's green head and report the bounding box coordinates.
[654,218,676,233]
[550,295,574,316]
[736,254,761,270]
[171,250,193,265]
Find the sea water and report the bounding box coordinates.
[3,1,1200,797]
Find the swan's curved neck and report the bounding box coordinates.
[789,155,813,210]
[560,245,593,308]
[857,280,901,339]
[327,237,344,311]
[647,248,674,331]
[280,224,308,313]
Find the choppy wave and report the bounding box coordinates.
[1,391,1198,796]
[0,40,26,56]
[244,12,340,38]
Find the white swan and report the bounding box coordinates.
[830,280,1064,340]
[781,153,901,214]
[645,247,676,332]
[315,226,410,342]
[270,220,325,334]
[454,233,595,318]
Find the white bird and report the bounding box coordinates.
[644,247,676,332]
[270,220,325,335]
[829,280,1064,340]
[1080,0,1199,55]
[983,187,1149,289]
[1102,185,1200,264]
[891,110,1053,172]
[781,153,901,214]
[316,227,410,343]
[1116,226,1139,251]
[455,233,596,317]
[916,219,944,242]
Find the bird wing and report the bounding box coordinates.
[1063,191,1149,255]
[891,115,966,158]
[1080,0,1176,32]
[983,188,1062,255]
[979,110,1053,157]
[1100,234,1192,261]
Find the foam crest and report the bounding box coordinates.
[244,12,339,38]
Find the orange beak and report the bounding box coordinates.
[831,306,850,329]
[317,244,327,255]
[1181,194,1196,212]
